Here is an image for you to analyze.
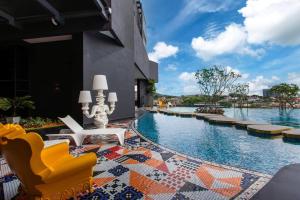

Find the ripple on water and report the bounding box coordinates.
[136,112,300,174]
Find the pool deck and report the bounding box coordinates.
[282,129,300,139]
[247,125,292,136]
[208,116,237,125]
[0,118,271,200]
[235,121,268,128]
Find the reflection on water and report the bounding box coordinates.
[224,108,300,128]
[168,107,300,128]
[136,112,300,174]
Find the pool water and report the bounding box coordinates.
[135,112,300,174]
[225,108,300,128]
[168,107,300,128]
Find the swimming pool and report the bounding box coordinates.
[168,107,300,128]
[135,112,300,174]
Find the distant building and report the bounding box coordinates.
[263,89,273,98]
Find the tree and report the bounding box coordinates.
[182,96,206,105]
[270,83,299,109]
[195,65,241,108]
[230,83,249,108]
[146,80,156,94]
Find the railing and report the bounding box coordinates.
[136,0,147,45]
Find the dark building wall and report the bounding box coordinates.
[134,18,150,79]
[149,61,159,82]
[82,0,136,124]
[28,35,83,121]
[0,0,158,122]
[110,0,134,49]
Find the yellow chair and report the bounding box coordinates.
[158,100,166,108]
[0,123,25,135]
[0,124,26,146]
[1,132,97,199]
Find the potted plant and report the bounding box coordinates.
[0,96,35,123]
[146,80,156,107]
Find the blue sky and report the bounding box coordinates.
[142,0,300,96]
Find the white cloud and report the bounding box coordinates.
[239,0,300,45]
[225,66,249,79]
[179,72,196,81]
[148,42,179,62]
[191,0,300,60]
[182,85,199,95]
[165,64,177,71]
[242,73,250,79]
[247,75,280,95]
[163,0,238,37]
[191,24,264,60]
[178,0,235,17]
[204,22,222,38]
[178,72,199,95]
[288,73,300,86]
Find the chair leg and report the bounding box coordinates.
[116,133,125,146]
[88,178,94,193]
[73,134,85,146]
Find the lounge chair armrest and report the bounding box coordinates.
[44,153,97,183]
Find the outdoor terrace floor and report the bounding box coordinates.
[0,120,270,200]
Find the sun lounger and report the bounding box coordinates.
[46,115,125,146]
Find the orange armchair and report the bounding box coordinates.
[0,123,26,136]
[0,124,26,147]
[1,132,97,199]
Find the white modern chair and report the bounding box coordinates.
[46,115,126,146]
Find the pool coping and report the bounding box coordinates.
[131,110,272,200]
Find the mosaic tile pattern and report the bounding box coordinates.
[0,120,270,200]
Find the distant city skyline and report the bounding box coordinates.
[142,0,300,96]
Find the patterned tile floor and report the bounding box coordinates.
[0,121,270,200]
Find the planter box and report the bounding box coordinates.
[6,117,21,124]
[25,125,66,140]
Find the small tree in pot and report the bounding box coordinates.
[270,83,299,109]
[146,80,156,107]
[195,65,241,114]
[0,96,35,123]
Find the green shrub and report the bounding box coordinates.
[182,96,205,105]
[20,117,60,128]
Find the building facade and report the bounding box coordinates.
[0,0,158,123]
[263,89,275,98]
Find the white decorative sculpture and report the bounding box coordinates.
[78,75,118,128]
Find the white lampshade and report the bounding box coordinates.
[78,91,92,103]
[108,92,118,102]
[93,75,108,90]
